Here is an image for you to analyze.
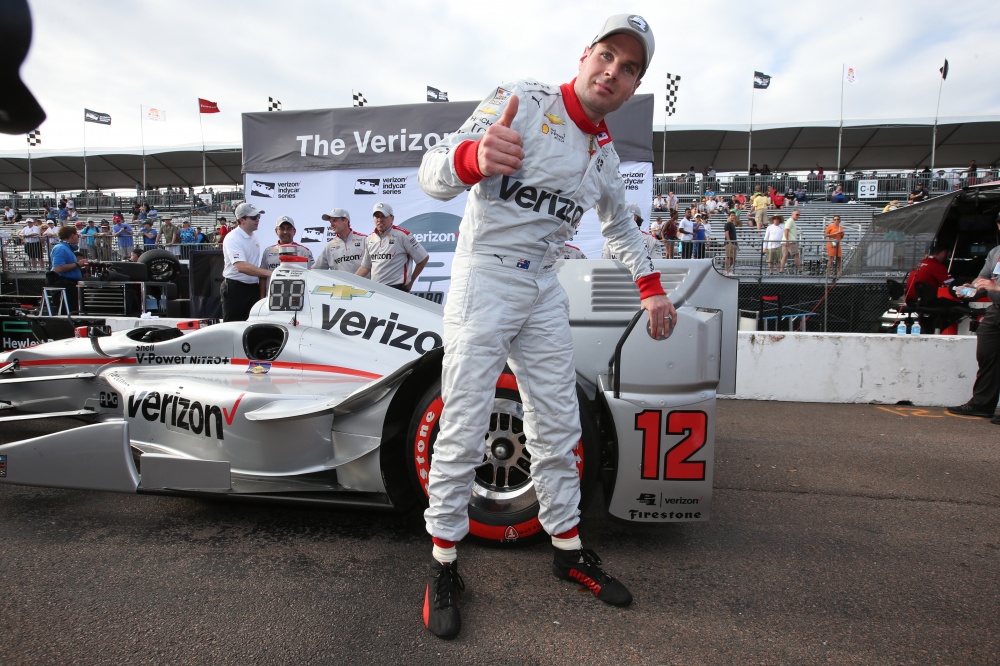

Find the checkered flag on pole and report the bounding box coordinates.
[268,97,282,112]
[352,90,368,107]
[665,73,681,116]
[27,129,41,146]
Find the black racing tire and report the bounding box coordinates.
[406,372,599,548]
[138,248,182,282]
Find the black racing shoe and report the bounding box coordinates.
[423,560,464,639]
[552,547,632,607]
[991,415,1000,425]
[947,403,995,418]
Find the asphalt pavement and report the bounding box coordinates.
[1,400,998,665]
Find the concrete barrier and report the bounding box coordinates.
[733,331,978,406]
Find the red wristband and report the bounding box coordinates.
[454,140,485,186]
[636,273,665,300]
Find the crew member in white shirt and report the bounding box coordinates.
[221,202,272,321]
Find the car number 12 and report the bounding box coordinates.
[634,410,707,481]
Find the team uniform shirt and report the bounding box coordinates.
[905,257,954,301]
[222,226,264,284]
[419,78,660,289]
[50,242,82,281]
[360,226,429,286]
[602,231,664,260]
[260,242,315,271]
[314,230,367,273]
[561,243,587,260]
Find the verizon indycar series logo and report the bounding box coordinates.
[353,177,407,196]
[251,180,301,200]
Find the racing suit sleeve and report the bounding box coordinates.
[419,84,525,201]
[596,154,664,299]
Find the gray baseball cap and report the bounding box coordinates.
[275,215,295,229]
[590,14,654,77]
[234,202,265,218]
[322,208,351,221]
[372,202,393,217]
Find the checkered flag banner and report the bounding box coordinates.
[268,97,282,112]
[27,129,40,146]
[665,73,681,116]
[352,90,368,107]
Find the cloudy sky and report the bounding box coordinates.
[3,0,999,156]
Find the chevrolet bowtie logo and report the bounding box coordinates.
[312,285,374,300]
[544,113,565,125]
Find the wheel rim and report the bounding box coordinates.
[148,259,174,281]
[470,397,537,515]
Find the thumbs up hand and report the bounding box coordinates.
[477,95,524,177]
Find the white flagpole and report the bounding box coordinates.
[748,86,755,173]
[837,64,845,174]
[140,105,147,194]
[931,74,945,172]
[83,115,88,195]
[199,108,206,190]
[661,74,668,175]
[27,141,32,196]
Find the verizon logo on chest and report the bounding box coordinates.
[498,176,584,227]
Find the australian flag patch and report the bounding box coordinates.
[516,258,531,270]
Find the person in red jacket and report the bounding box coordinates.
[904,245,965,332]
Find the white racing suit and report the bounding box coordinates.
[418,78,665,542]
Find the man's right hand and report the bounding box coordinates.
[477,96,524,177]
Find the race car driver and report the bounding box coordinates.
[417,13,676,640]
[313,208,367,273]
[355,202,429,291]
[260,216,314,271]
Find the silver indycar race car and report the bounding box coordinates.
[0,260,736,546]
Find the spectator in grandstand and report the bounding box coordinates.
[706,166,717,179]
[692,214,707,259]
[966,160,978,187]
[660,211,679,259]
[261,216,315,272]
[19,218,43,270]
[48,225,89,313]
[3,206,12,223]
[686,166,697,182]
[666,191,679,214]
[731,191,747,211]
[723,212,739,275]
[779,209,802,274]
[179,220,197,259]
[56,203,68,223]
[947,216,1000,424]
[652,194,666,212]
[217,216,231,242]
[824,215,845,277]
[760,164,772,176]
[769,187,785,209]
[696,197,708,215]
[679,209,695,259]
[749,164,760,177]
[908,182,930,203]
[195,227,207,247]
[705,196,719,215]
[112,217,134,260]
[794,187,809,205]
[763,214,784,274]
[79,219,98,258]
[140,220,158,248]
[751,189,770,230]
[95,221,113,261]
[830,185,848,203]
[882,200,900,213]
[159,216,180,255]
[43,220,59,251]
[649,214,661,238]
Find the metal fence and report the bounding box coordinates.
[0,189,245,218]
[652,171,991,201]
[1,236,221,273]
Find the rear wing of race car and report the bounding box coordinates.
[557,259,737,524]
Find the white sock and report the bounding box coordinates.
[551,534,582,551]
[432,544,457,564]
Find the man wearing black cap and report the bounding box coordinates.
[221,202,272,321]
[418,13,675,639]
[949,216,1000,423]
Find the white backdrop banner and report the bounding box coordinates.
[245,161,652,302]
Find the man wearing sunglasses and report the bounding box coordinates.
[221,202,272,321]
